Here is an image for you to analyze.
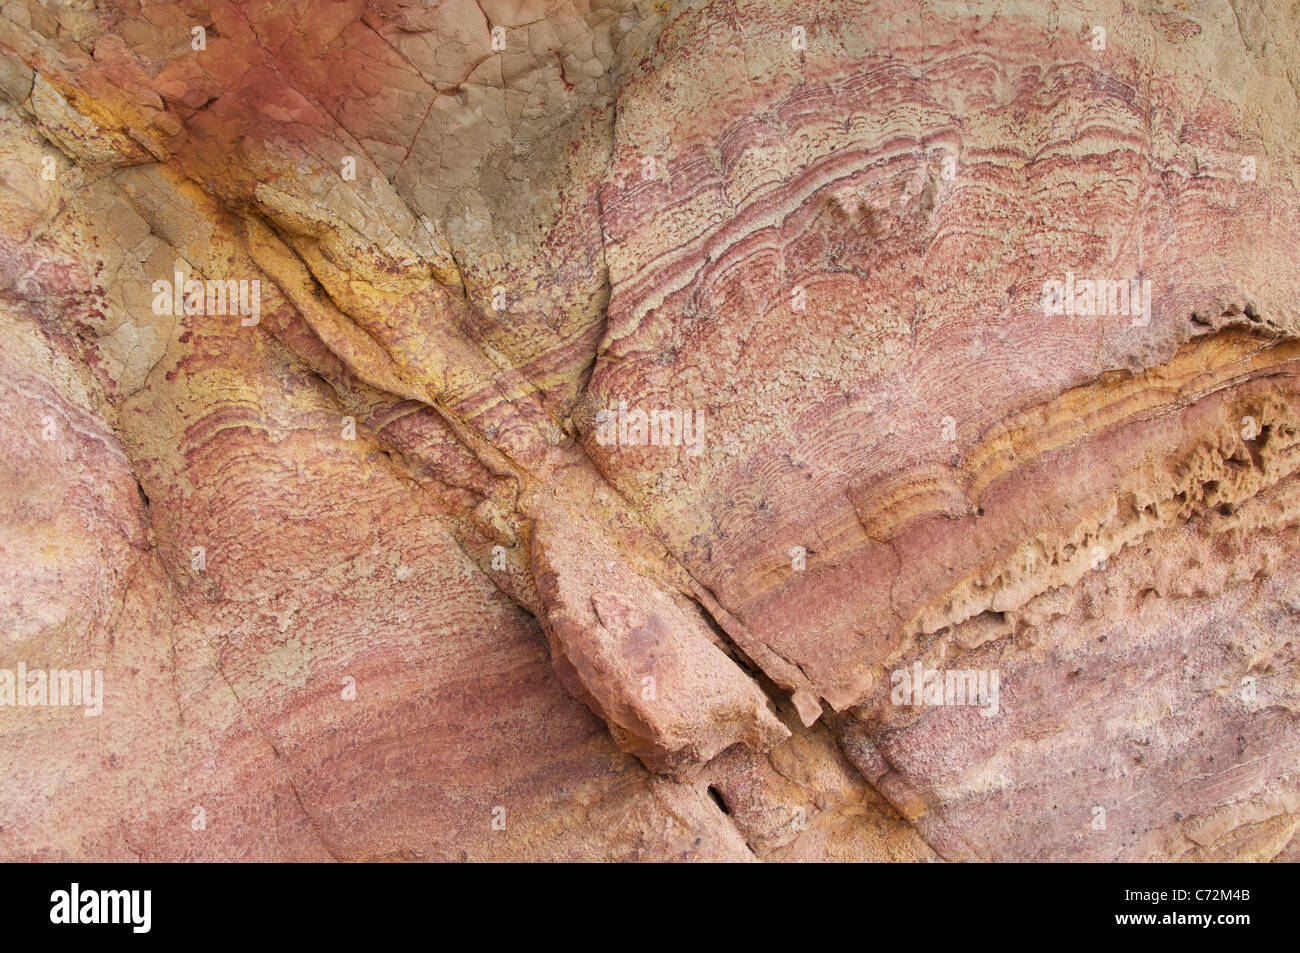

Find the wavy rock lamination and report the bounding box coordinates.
[1,0,1298,861]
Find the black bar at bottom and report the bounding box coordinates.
[0,861,1281,941]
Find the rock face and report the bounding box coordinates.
[1,0,1298,861]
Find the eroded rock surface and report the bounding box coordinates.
[0,0,1297,861]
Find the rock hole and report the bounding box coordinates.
[1244,424,1270,469]
[707,786,730,815]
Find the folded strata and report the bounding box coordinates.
[0,0,1297,860]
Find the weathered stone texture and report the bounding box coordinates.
[0,0,1297,861]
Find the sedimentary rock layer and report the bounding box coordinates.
[0,0,1297,861]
